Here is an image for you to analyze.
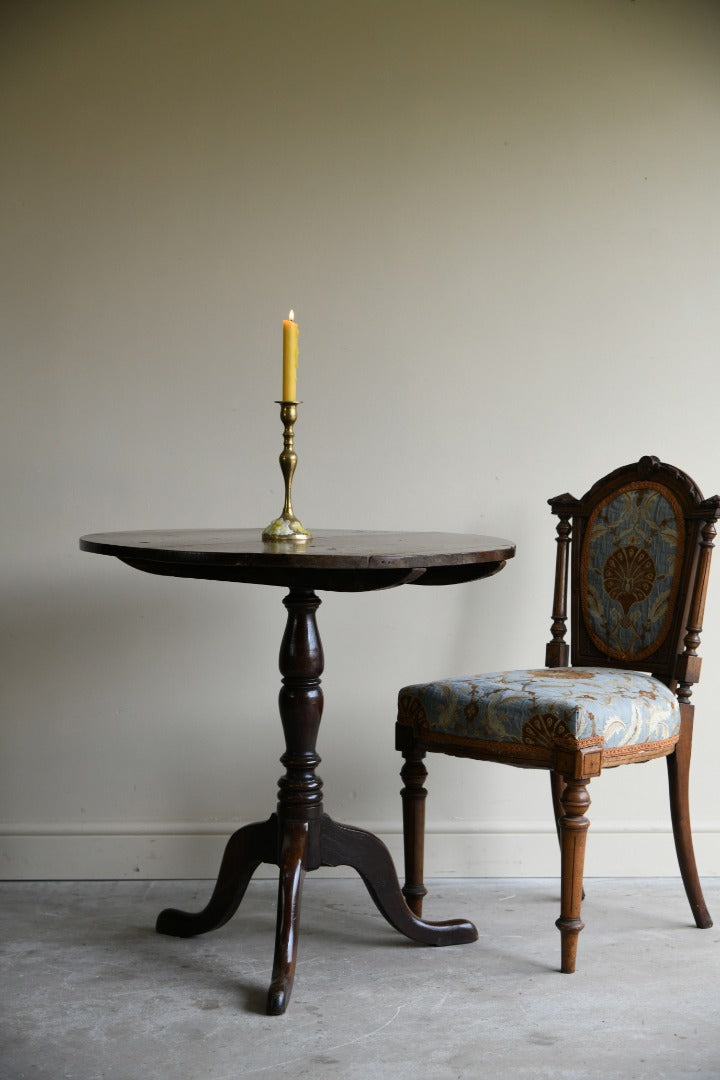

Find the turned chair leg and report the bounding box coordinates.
[556,777,591,973]
[667,722,712,929]
[400,746,428,917]
[551,770,585,902]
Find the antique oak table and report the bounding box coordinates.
[80,529,515,1014]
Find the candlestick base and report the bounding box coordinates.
[262,514,312,543]
[262,400,312,544]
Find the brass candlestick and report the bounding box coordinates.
[262,400,312,542]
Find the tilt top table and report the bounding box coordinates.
[80,529,515,1014]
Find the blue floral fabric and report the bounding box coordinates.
[398,667,680,750]
[581,483,684,662]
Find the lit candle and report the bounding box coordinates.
[282,309,299,401]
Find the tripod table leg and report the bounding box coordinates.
[266,821,308,1016]
[156,815,277,938]
[320,816,477,946]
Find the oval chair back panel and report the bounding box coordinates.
[582,483,684,662]
[561,461,709,683]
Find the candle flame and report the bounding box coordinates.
[288,309,295,321]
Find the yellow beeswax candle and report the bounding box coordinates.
[282,310,299,401]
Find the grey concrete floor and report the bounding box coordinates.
[1,878,719,1080]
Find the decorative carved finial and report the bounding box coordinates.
[638,455,661,476]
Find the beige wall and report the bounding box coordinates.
[2,0,720,879]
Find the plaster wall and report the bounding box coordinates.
[2,0,720,879]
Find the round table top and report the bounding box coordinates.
[80,529,516,592]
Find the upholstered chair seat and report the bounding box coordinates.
[399,667,681,762]
[395,457,720,974]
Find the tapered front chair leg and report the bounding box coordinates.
[550,770,585,902]
[400,747,428,917]
[556,777,591,973]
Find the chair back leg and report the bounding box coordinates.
[667,718,713,929]
[550,770,564,847]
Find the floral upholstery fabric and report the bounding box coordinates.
[581,483,684,662]
[398,667,680,751]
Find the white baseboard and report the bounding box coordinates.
[2,820,719,880]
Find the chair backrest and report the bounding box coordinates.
[546,456,720,697]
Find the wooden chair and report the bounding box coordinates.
[396,456,719,972]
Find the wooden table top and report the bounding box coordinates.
[80,529,516,591]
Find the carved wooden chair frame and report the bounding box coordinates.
[396,456,720,971]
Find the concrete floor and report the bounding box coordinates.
[1,878,719,1080]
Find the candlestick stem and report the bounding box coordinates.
[262,401,312,542]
